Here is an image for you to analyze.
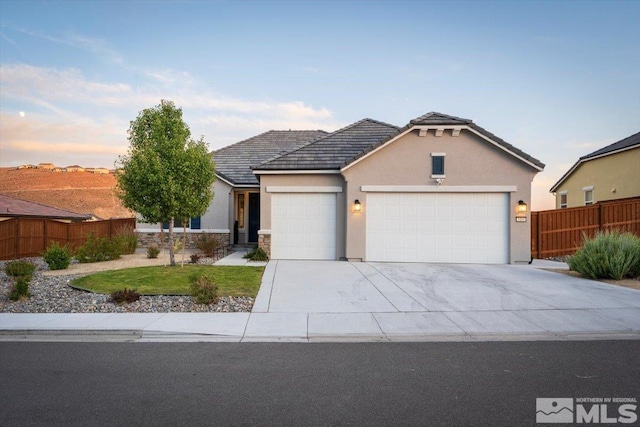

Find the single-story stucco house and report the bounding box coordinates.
[137,112,544,264]
[550,131,640,208]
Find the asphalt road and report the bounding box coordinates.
[1,341,639,426]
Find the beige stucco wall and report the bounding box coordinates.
[342,128,538,263]
[135,178,232,232]
[554,148,640,208]
[201,179,233,231]
[258,174,346,259]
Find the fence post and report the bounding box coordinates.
[44,219,48,251]
[536,211,542,259]
[598,203,603,232]
[14,218,19,259]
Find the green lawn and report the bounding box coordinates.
[70,265,264,297]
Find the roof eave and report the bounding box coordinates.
[549,144,639,193]
[253,169,341,175]
[341,124,545,172]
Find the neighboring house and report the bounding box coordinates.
[550,132,640,209]
[138,112,544,264]
[0,193,91,222]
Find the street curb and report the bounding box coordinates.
[1,329,639,342]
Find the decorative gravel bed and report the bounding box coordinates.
[0,257,254,313]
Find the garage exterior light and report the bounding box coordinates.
[516,200,527,222]
[353,199,362,212]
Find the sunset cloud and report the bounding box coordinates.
[0,63,341,166]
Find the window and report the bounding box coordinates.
[237,194,245,229]
[559,192,568,209]
[162,216,201,230]
[584,186,594,206]
[431,153,446,178]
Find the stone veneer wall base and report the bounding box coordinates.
[137,231,230,250]
[258,233,271,259]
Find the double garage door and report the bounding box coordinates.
[271,193,337,260]
[366,192,509,264]
[270,191,509,263]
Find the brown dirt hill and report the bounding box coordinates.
[0,167,134,219]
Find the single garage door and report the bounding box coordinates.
[366,192,509,264]
[271,193,337,260]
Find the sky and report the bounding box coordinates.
[1,1,639,211]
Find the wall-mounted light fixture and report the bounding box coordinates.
[353,199,362,213]
[515,200,527,222]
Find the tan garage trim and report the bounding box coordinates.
[361,185,517,193]
[266,186,343,193]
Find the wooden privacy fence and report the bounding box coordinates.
[531,197,640,259]
[0,218,136,260]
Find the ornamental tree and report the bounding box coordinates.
[115,100,215,266]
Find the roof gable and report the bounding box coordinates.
[254,119,400,171]
[550,131,640,192]
[343,112,545,172]
[409,111,472,126]
[213,130,327,185]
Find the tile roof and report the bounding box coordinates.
[0,194,92,220]
[213,130,327,185]
[409,111,472,126]
[254,119,400,170]
[550,131,640,192]
[256,112,544,171]
[581,131,640,160]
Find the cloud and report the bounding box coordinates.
[8,26,125,65]
[0,63,341,166]
[566,142,597,149]
[0,64,133,107]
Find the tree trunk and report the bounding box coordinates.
[168,219,176,266]
[181,218,187,267]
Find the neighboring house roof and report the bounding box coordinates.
[0,194,92,221]
[550,131,640,193]
[255,112,544,172]
[254,119,400,171]
[213,130,328,185]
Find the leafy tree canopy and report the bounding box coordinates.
[115,100,215,264]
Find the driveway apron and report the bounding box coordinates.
[255,260,640,337]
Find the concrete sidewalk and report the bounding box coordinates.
[2,309,639,342]
[1,259,639,342]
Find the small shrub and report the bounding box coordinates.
[567,230,640,280]
[43,241,72,270]
[147,244,160,259]
[243,247,269,262]
[110,288,141,304]
[114,224,138,254]
[9,276,31,301]
[190,253,201,264]
[190,274,218,304]
[75,232,121,263]
[195,233,219,257]
[4,260,36,280]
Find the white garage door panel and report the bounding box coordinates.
[366,193,508,264]
[271,193,337,260]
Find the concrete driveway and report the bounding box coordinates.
[250,260,640,340]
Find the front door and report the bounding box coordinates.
[248,193,260,243]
